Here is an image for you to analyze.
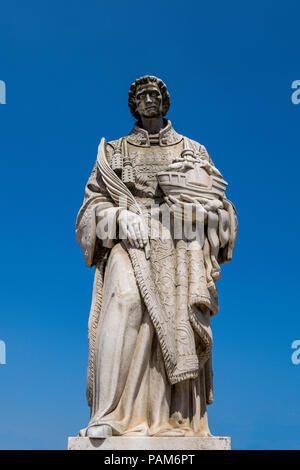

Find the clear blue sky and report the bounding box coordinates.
[0,0,300,450]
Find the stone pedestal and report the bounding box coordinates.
[68,436,231,450]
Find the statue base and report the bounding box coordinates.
[67,436,231,450]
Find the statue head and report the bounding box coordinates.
[128,75,170,120]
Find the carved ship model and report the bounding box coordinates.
[157,164,228,201]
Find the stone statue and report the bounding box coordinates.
[75,75,237,440]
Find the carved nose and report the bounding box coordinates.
[145,94,152,103]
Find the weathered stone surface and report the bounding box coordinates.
[75,75,238,440]
[68,436,231,451]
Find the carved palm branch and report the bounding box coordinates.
[96,137,150,259]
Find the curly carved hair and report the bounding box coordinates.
[128,75,170,120]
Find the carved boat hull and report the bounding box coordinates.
[157,167,228,200]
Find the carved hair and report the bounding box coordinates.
[128,75,170,119]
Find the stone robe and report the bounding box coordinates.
[75,120,237,437]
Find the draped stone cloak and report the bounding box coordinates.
[76,120,237,429]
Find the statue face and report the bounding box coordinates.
[135,83,163,119]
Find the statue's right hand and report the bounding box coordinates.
[118,210,148,249]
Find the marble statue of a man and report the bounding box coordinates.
[75,75,237,439]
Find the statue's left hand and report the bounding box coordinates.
[169,195,223,213]
[165,195,208,222]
